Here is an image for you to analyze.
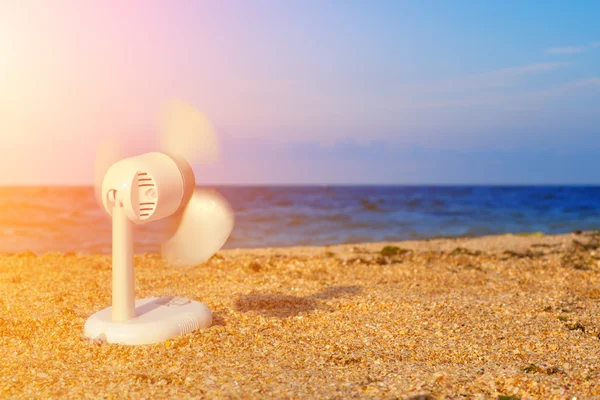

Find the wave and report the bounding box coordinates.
[3,186,600,253]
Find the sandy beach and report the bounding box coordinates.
[1,231,599,399]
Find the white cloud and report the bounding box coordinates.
[407,77,600,110]
[485,62,571,77]
[545,41,600,55]
[517,77,600,102]
[404,62,571,96]
[545,46,585,55]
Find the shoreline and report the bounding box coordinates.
[1,231,599,398]
[0,229,588,258]
[223,230,580,254]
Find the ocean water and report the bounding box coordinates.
[1,186,600,254]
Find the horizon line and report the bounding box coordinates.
[3,183,600,188]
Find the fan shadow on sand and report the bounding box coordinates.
[234,285,362,318]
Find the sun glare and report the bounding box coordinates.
[0,27,13,85]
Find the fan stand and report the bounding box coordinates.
[84,201,212,345]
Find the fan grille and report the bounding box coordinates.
[137,172,156,219]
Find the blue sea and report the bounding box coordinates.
[1,186,600,254]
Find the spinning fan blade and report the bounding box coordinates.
[94,136,125,206]
[159,100,220,165]
[161,189,234,268]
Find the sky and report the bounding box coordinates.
[1,0,599,185]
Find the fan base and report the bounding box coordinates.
[84,297,212,345]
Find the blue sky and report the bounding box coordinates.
[1,1,599,184]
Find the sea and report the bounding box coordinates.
[1,186,600,254]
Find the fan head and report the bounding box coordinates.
[101,152,195,224]
[94,100,234,268]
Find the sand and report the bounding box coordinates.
[0,231,599,399]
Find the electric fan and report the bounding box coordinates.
[84,100,234,345]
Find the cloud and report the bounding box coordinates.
[398,62,574,109]
[483,62,571,79]
[405,62,571,96]
[545,46,585,55]
[506,76,600,99]
[408,77,600,110]
[193,139,600,185]
[545,41,600,55]
[505,77,600,108]
[561,77,600,89]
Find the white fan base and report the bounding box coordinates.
[84,297,212,345]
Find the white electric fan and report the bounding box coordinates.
[84,100,234,345]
